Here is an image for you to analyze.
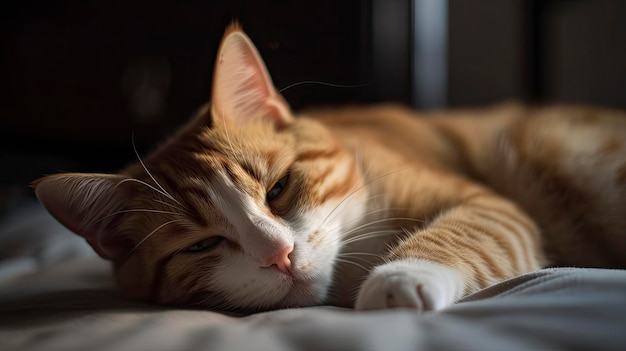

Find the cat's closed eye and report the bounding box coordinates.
[266,174,289,203]
[185,237,224,253]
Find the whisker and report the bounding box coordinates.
[117,178,178,203]
[318,168,409,230]
[328,204,409,233]
[278,80,371,94]
[93,209,181,224]
[344,228,398,239]
[153,199,186,212]
[339,251,381,256]
[127,219,184,256]
[340,230,399,246]
[341,217,424,238]
[335,258,369,272]
[338,252,380,259]
[131,133,182,206]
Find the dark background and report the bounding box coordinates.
[1,0,625,208]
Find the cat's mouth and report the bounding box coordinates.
[267,237,340,308]
[270,265,333,309]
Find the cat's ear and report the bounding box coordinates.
[32,173,135,261]
[211,23,293,128]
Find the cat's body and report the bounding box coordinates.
[314,103,626,307]
[34,24,626,313]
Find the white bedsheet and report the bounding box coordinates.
[1,203,625,351]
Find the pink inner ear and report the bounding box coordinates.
[33,173,134,261]
[211,27,293,127]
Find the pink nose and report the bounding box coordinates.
[262,243,293,275]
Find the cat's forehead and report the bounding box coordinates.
[200,119,292,153]
[175,161,270,226]
[128,152,269,231]
[133,123,294,199]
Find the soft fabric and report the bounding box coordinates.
[1,204,625,351]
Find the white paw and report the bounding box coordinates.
[355,259,464,312]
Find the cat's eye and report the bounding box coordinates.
[185,237,224,253]
[266,174,289,203]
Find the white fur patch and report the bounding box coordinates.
[208,172,294,261]
[355,258,464,312]
[203,170,365,309]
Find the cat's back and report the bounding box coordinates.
[304,104,471,172]
[303,103,522,175]
[305,104,434,142]
[305,103,626,177]
[306,103,626,268]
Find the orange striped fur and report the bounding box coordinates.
[33,25,626,312]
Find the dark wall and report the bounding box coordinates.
[448,0,528,106]
[448,0,626,108]
[1,1,375,186]
[539,0,626,107]
[2,0,625,207]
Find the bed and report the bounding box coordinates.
[1,202,625,351]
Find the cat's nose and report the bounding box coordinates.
[262,243,293,275]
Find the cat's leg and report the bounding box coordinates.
[355,182,545,313]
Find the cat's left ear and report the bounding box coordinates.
[32,173,135,261]
[211,23,293,128]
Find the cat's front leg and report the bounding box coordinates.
[355,258,464,312]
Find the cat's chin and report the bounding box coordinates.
[250,267,334,311]
[270,277,331,309]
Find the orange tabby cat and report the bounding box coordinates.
[33,24,626,312]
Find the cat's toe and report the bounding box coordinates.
[354,258,464,313]
[356,273,431,310]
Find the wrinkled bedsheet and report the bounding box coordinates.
[1,203,625,351]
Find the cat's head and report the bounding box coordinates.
[33,23,366,311]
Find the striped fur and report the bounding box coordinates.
[33,25,626,312]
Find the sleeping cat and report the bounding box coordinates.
[33,23,626,313]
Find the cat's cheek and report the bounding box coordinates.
[286,242,339,305]
[354,258,464,313]
[217,260,293,308]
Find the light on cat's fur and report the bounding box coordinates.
[33,23,626,313]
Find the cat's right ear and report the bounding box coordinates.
[210,23,293,128]
[32,173,135,261]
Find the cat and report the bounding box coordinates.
[33,23,626,313]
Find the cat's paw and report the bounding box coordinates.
[355,258,464,313]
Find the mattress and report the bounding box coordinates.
[1,202,625,351]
